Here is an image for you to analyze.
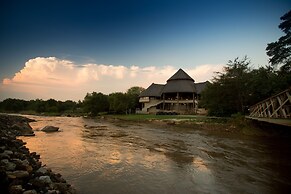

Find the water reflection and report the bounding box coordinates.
[20,115,291,194]
[192,157,209,172]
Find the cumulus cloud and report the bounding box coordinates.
[0,57,223,101]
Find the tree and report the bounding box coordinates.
[247,66,278,105]
[45,99,58,112]
[108,92,129,114]
[266,10,291,73]
[126,86,145,113]
[82,92,109,116]
[200,57,252,116]
[0,98,27,112]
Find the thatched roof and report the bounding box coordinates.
[163,69,196,93]
[195,81,210,94]
[167,68,194,82]
[162,80,196,93]
[139,83,165,97]
[140,69,209,97]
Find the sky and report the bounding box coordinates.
[0,0,290,101]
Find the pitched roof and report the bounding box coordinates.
[163,69,196,93]
[162,80,196,93]
[167,68,194,82]
[139,83,165,97]
[195,81,210,94]
[139,69,209,97]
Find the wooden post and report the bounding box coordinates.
[177,92,179,112]
[163,93,165,110]
[193,93,195,113]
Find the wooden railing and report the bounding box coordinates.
[249,88,291,118]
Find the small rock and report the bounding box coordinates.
[13,158,30,170]
[23,190,38,194]
[36,167,48,175]
[51,173,66,183]
[40,126,59,132]
[39,175,52,184]
[3,150,13,155]
[0,152,10,159]
[9,184,24,194]
[22,133,35,136]
[1,159,16,171]
[46,189,60,194]
[26,165,33,173]
[53,183,71,193]
[7,170,29,178]
[0,146,6,151]
[30,152,40,159]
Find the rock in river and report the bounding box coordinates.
[40,126,59,132]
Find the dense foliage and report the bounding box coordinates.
[266,10,291,73]
[0,98,80,115]
[200,57,290,116]
[75,86,144,116]
[0,86,144,116]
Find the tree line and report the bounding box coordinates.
[0,86,144,116]
[200,57,290,116]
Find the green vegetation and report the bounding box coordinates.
[0,86,144,116]
[83,86,145,116]
[266,10,291,73]
[107,114,228,123]
[0,98,82,116]
[83,92,109,116]
[199,56,290,116]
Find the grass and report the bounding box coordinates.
[105,114,277,137]
[105,114,228,123]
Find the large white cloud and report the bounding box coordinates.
[0,57,223,101]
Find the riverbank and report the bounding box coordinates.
[0,114,76,194]
[102,114,290,137]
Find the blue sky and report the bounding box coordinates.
[0,0,290,100]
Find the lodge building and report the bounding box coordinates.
[139,69,209,114]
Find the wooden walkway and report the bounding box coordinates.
[249,88,291,119]
[247,88,291,127]
[245,116,291,127]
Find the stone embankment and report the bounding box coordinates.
[0,114,76,194]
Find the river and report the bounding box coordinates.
[20,115,291,193]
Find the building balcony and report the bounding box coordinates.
[139,97,149,102]
[164,99,195,103]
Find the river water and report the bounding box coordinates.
[20,115,291,193]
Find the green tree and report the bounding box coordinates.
[108,92,129,114]
[83,92,109,116]
[34,99,46,113]
[266,10,291,73]
[0,98,27,112]
[247,66,278,105]
[45,99,58,112]
[200,57,252,116]
[126,86,145,113]
[58,100,77,113]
